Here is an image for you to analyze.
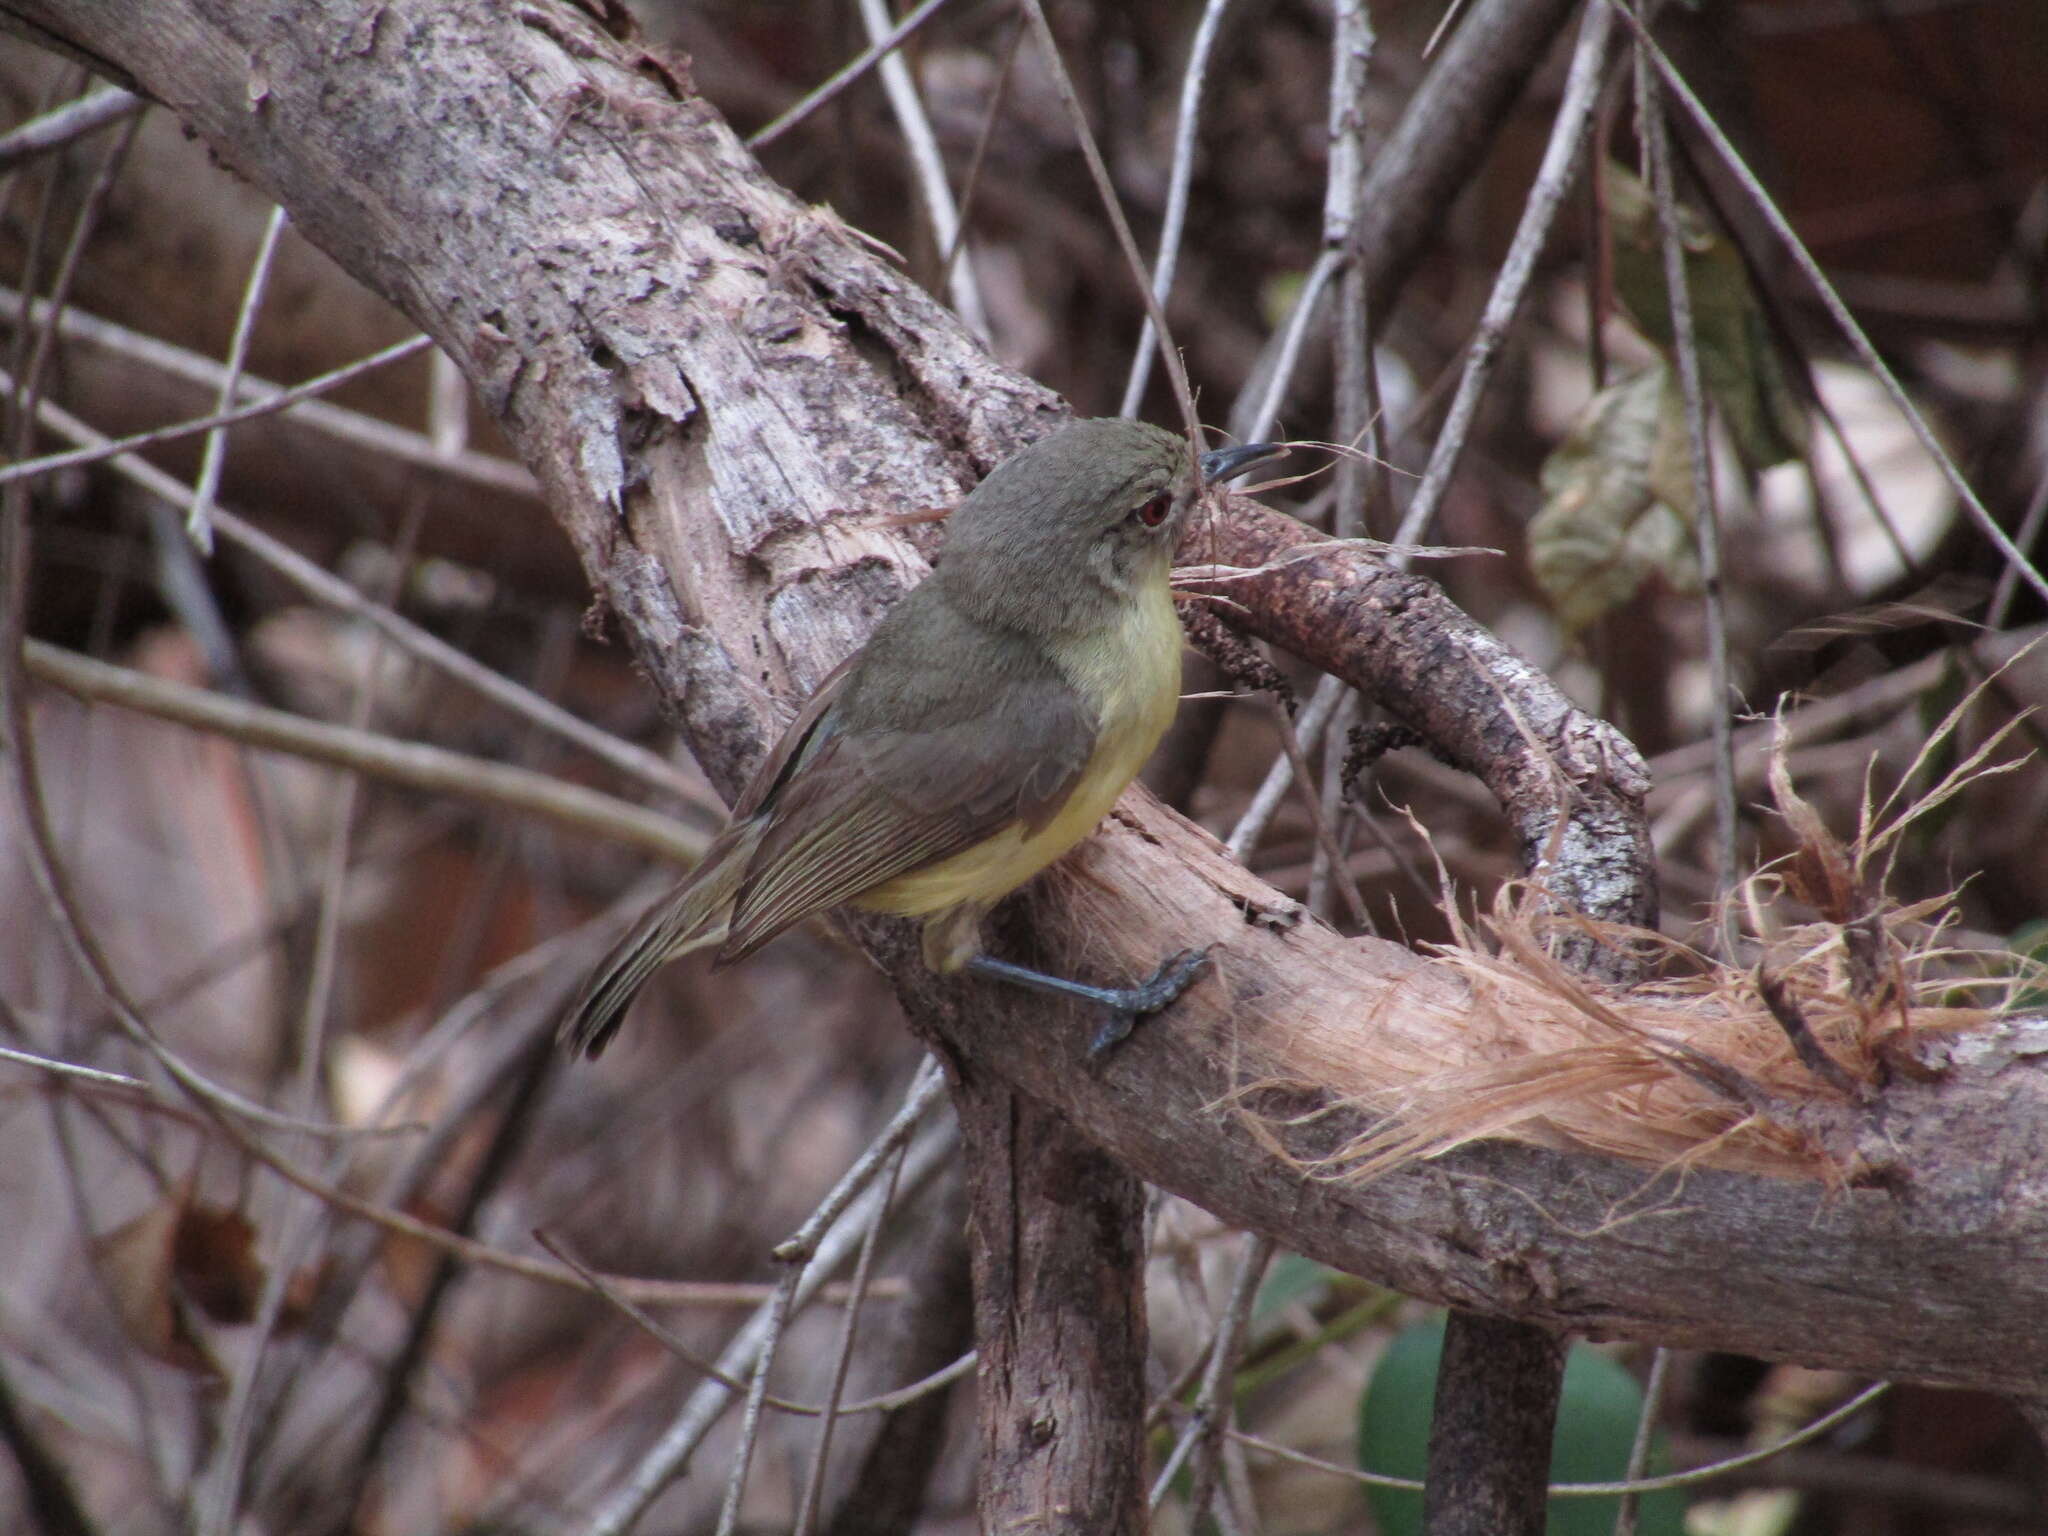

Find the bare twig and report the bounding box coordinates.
[789,1137,907,1536]
[5,376,699,802]
[22,640,710,864]
[747,0,958,151]
[1633,19,1737,904]
[185,204,288,550]
[1117,0,1238,418]
[1173,1234,1276,1529]
[1226,674,1346,861]
[1226,1379,1888,1496]
[1609,1347,1671,1536]
[854,0,988,339]
[579,1069,951,1536]
[1605,3,2048,608]
[0,288,533,497]
[1018,0,1201,441]
[0,331,434,491]
[1393,0,1615,549]
[0,82,140,172]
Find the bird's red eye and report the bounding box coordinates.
[1132,492,1172,528]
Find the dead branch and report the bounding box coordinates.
[12,0,2048,1405]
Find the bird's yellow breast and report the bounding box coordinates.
[857,579,1182,917]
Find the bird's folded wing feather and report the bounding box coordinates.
[719,665,1095,961]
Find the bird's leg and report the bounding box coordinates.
[964,948,1213,1057]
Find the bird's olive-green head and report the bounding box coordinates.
[938,418,1190,629]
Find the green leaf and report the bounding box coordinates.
[1356,1316,1689,1536]
[1253,1252,1337,1322]
[1532,364,1700,635]
[1605,160,1807,470]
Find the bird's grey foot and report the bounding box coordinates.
[1084,947,1213,1057]
[959,948,1213,1058]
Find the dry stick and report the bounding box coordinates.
[1117,0,1239,418]
[1171,1234,1277,1529]
[1226,1381,1891,1497]
[1226,674,1346,861]
[186,204,288,551]
[1989,464,2048,629]
[746,0,959,151]
[1392,0,1615,550]
[41,1085,180,1514]
[787,1137,908,1536]
[0,82,140,171]
[1606,3,2048,609]
[1272,700,1373,928]
[1311,0,1383,925]
[1389,14,1617,1534]
[0,288,532,497]
[1634,26,1737,914]
[1018,0,1200,439]
[8,109,137,442]
[578,1064,948,1536]
[853,0,988,341]
[6,378,699,802]
[1232,246,1342,447]
[0,330,433,490]
[1217,245,1347,866]
[199,506,425,1536]
[0,163,355,1154]
[935,13,1022,287]
[0,1043,150,1094]
[1609,1346,1672,1536]
[22,641,709,864]
[538,1233,971,1421]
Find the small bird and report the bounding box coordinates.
[562,418,1280,1059]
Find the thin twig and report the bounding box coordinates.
[854,0,988,340]
[747,0,959,151]
[1609,1347,1671,1536]
[1118,0,1238,418]
[1018,0,1201,441]
[0,332,434,491]
[1393,0,1615,549]
[0,287,533,497]
[1634,21,1738,906]
[1605,2,2048,608]
[789,1136,909,1535]
[23,640,710,864]
[1175,1234,1276,1528]
[200,507,424,1536]
[1229,1381,1889,1497]
[1232,247,1342,445]
[1226,674,1346,861]
[186,204,288,550]
[936,14,1023,287]
[0,84,141,173]
[1989,464,2048,629]
[5,376,700,802]
[537,1232,968,1419]
[577,1115,958,1536]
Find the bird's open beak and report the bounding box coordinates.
[1199,442,1288,486]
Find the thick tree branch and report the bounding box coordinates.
[12,0,2048,1413]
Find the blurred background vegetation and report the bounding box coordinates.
[2,0,2045,1531]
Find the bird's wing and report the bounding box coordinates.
[717,658,1096,963]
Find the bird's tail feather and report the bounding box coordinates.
[561,826,754,1058]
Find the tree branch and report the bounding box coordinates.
[12,0,2048,1414]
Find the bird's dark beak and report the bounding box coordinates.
[1199,442,1287,486]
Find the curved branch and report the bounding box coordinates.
[17,0,2048,1398]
